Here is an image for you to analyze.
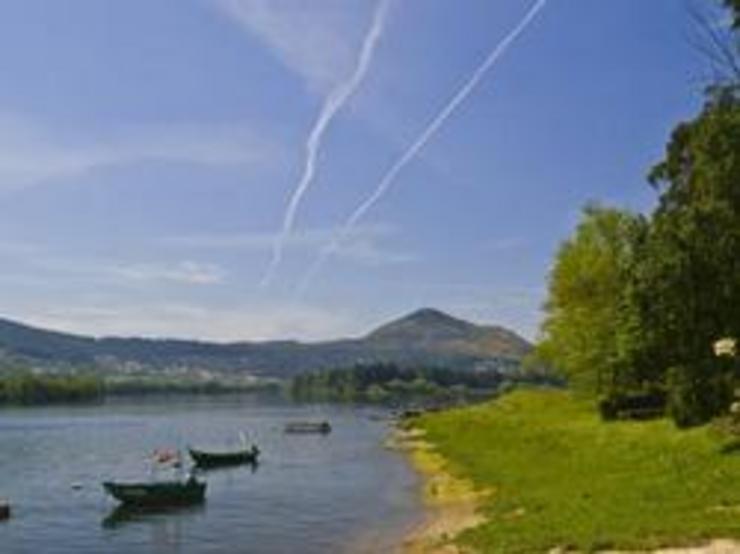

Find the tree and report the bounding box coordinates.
[635,93,740,425]
[725,0,740,28]
[537,205,644,395]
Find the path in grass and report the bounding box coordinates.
[411,390,740,553]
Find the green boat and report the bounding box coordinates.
[188,444,260,468]
[103,477,206,507]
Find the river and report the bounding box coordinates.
[0,394,423,553]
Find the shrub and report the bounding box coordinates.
[667,362,734,428]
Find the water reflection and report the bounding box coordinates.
[102,503,206,529]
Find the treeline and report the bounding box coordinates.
[291,362,541,403]
[0,373,103,405]
[536,2,740,427]
[105,377,280,396]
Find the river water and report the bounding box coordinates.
[0,395,423,553]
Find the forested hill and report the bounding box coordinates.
[0,308,531,379]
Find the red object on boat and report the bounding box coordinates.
[152,449,180,465]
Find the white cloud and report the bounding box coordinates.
[161,223,416,267]
[0,113,280,190]
[213,0,371,93]
[108,261,226,286]
[17,252,228,288]
[15,300,361,342]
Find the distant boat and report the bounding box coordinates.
[0,499,10,521]
[102,477,206,507]
[188,445,260,468]
[284,421,331,434]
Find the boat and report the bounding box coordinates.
[0,499,10,521]
[188,444,260,468]
[102,477,206,507]
[284,421,332,434]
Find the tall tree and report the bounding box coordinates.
[638,93,740,425]
[537,205,644,394]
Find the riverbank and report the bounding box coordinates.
[399,389,740,553]
[387,427,490,553]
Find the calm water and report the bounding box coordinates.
[0,395,423,554]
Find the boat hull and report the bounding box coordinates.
[103,480,206,507]
[284,421,332,434]
[188,446,259,468]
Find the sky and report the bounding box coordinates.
[0,0,719,342]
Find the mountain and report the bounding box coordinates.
[0,308,532,379]
[366,308,531,359]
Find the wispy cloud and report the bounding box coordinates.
[162,223,416,267]
[260,0,389,287]
[298,0,550,294]
[214,0,374,93]
[12,300,361,341]
[107,261,227,286]
[20,253,228,288]
[0,112,279,190]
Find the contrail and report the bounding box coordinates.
[260,0,390,287]
[297,0,549,295]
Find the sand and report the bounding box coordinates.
[389,427,489,554]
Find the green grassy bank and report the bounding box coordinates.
[411,389,740,553]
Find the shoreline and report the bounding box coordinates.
[385,391,740,554]
[387,426,489,554]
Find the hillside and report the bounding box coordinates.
[0,308,532,379]
[367,308,532,359]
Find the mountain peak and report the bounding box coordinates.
[399,307,471,327]
[365,308,532,359]
[366,308,475,343]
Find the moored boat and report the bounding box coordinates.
[0,499,10,521]
[188,444,260,468]
[284,421,332,434]
[102,477,206,507]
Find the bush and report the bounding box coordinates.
[667,362,734,428]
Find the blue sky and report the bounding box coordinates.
[0,0,717,341]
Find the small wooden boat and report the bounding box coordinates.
[284,421,332,434]
[188,444,260,468]
[102,477,206,507]
[0,499,10,521]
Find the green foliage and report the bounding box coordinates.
[634,94,740,425]
[414,390,740,553]
[290,362,508,403]
[0,371,103,405]
[667,362,735,428]
[537,8,740,425]
[537,205,644,395]
[725,0,740,28]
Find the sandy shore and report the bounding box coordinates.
[596,542,740,554]
[388,427,490,554]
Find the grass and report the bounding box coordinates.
[411,389,740,553]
